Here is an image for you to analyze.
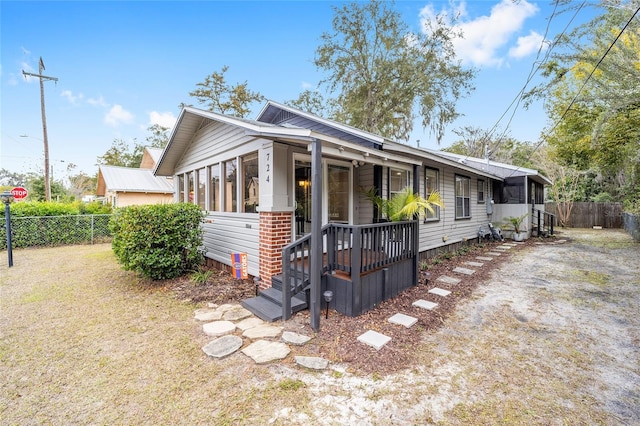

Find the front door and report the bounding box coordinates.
[293,156,352,238]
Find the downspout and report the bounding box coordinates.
[310,138,322,331]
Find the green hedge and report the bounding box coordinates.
[109,203,204,280]
[0,201,114,249]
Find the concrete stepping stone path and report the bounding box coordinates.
[242,324,283,339]
[388,313,418,328]
[428,287,451,297]
[476,256,493,261]
[242,340,290,364]
[203,320,236,337]
[282,331,312,346]
[437,275,461,285]
[465,261,484,267]
[486,252,502,256]
[202,335,243,359]
[453,267,475,275]
[295,356,329,370]
[357,330,391,350]
[413,299,438,310]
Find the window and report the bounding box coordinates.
[242,153,259,213]
[424,167,440,220]
[224,159,237,212]
[455,175,471,219]
[389,168,410,198]
[209,164,220,211]
[197,168,206,210]
[477,179,485,203]
[188,172,195,204]
[178,174,185,202]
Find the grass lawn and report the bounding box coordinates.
[0,244,308,425]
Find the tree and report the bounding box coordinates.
[285,90,340,119]
[188,65,264,118]
[97,138,145,168]
[0,169,29,187]
[525,1,640,204]
[146,124,170,149]
[314,0,475,143]
[444,126,538,169]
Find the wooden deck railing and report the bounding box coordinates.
[281,220,418,319]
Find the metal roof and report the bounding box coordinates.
[97,165,174,195]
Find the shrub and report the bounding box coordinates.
[109,203,204,280]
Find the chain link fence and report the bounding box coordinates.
[1,214,113,249]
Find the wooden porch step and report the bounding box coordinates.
[240,285,308,323]
[240,297,285,322]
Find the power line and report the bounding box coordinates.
[506,3,640,178]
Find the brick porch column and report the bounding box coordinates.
[258,211,292,288]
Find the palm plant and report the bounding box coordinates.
[363,186,444,222]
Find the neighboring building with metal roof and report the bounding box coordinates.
[96,147,174,207]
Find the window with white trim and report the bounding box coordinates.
[424,167,440,221]
[455,174,471,219]
[477,179,485,204]
[389,168,410,198]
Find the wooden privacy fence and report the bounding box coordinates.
[544,202,623,228]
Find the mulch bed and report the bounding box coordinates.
[166,238,537,375]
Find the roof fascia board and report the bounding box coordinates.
[383,143,501,180]
[259,100,386,146]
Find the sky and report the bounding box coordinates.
[0,0,599,183]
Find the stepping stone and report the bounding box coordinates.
[203,320,236,337]
[486,252,502,256]
[436,275,461,285]
[242,340,290,364]
[476,256,493,261]
[357,330,391,350]
[242,324,283,339]
[235,317,264,331]
[497,245,513,250]
[202,335,243,359]
[412,299,438,310]
[388,313,418,328]
[295,356,329,370]
[282,331,312,346]
[194,308,223,322]
[223,307,253,321]
[428,287,451,297]
[465,261,484,267]
[453,267,475,275]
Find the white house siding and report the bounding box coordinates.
[418,165,494,252]
[202,212,260,276]
[173,121,264,174]
[173,121,265,275]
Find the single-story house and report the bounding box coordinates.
[97,147,174,207]
[154,101,552,324]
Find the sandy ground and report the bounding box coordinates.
[269,228,640,424]
[1,228,638,424]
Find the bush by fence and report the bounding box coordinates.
[0,214,112,249]
[109,203,204,280]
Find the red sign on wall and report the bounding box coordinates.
[11,187,28,200]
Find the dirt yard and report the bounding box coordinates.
[1,228,638,424]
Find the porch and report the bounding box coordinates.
[241,220,418,321]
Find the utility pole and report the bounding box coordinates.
[23,57,58,202]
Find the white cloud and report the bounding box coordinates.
[420,0,539,68]
[104,104,134,127]
[509,31,545,58]
[87,96,109,107]
[301,81,314,90]
[148,111,177,129]
[61,90,84,105]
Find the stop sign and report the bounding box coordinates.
[11,187,28,200]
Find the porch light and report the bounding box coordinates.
[298,180,309,188]
[323,290,333,319]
